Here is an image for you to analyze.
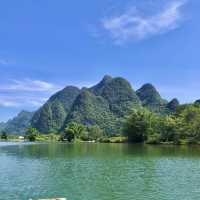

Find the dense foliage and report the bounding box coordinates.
[1,131,8,140]
[0,75,187,137]
[31,76,144,135]
[123,109,156,143]
[82,125,104,141]
[101,77,141,116]
[61,122,85,142]
[25,127,39,141]
[60,122,104,142]
[123,104,200,144]
[31,86,80,133]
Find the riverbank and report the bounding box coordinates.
[1,136,200,146]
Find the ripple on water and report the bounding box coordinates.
[0,143,200,200]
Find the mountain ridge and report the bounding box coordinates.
[0,75,183,135]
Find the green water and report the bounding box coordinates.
[0,142,200,200]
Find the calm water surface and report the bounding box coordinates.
[0,142,200,200]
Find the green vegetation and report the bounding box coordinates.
[136,83,167,113]
[1,75,200,146]
[83,125,104,141]
[123,109,156,143]
[3,103,200,145]
[65,90,117,135]
[99,136,127,143]
[25,127,39,141]
[30,76,181,136]
[60,123,105,142]
[123,104,200,145]
[100,77,141,116]
[1,131,8,140]
[60,122,85,142]
[31,86,80,133]
[31,75,143,135]
[24,127,60,142]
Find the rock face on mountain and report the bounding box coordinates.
[3,111,34,134]
[31,86,81,133]
[136,83,167,113]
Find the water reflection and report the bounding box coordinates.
[1,142,200,160]
[1,142,200,200]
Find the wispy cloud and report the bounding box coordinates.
[0,78,99,109]
[0,99,19,107]
[0,95,49,108]
[0,79,62,109]
[0,79,62,93]
[102,0,187,44]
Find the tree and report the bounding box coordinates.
[123,109,156,143]
[87,125,103,140]
[63,122,85,142]
[157,116,180,142]
[178,105,200,140]
[1,131,8,140]
[26,127,38,141]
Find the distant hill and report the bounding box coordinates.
[195,99,200,105]
[1,75,181,135]
[136,83,167,113]
[166,98,180,112]
[0,122,6,132]
[3,111,34,135]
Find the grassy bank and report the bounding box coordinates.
[2,134,200,146]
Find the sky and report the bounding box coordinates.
[0,0,199,121]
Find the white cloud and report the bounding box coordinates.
[0,99,19,107]
[75,81,96,89]
[0,79,62,109]
[0,95,48,108]
[102,0,186,44]
[0,79,62,93]
[28,98,49,107]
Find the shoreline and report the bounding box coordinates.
[1,139,200,146]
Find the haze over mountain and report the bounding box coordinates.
[0,75,182,135]
[3,111,34,135]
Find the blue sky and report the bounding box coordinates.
[0,0,199,121]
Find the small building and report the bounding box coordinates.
[18,136,25,140]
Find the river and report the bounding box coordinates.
[0,142,200,200]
